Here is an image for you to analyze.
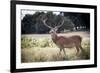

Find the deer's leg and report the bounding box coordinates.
[62,49,66,56]
[58,48,62,56]
[80,45,84,52]
[76,46,80,54]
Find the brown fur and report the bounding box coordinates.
[51,33,83,55]
[42,18,83,55]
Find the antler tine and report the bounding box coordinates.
[41,16,52,29]
[56,17,64,28]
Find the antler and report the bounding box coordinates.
[56,17,64,28]
[41,15,64,29]
[41,16,52,29]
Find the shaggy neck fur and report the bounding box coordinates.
[51,32,58,43]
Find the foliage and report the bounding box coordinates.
[21,36,38,48]
[21,11,90,34]
[21,36,56,49]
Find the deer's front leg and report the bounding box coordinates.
[58,48,62,56]
[62,49,67,56]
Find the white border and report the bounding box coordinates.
[16,4,94,69]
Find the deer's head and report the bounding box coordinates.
[49,27,58,34]
[41,16,64,34]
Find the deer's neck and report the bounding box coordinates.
[51,33,58,43]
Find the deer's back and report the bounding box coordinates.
[55,35,82,48]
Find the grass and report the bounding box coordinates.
[21,36,56,49]
[21,32,90,63]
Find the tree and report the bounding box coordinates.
[21,11,90,34]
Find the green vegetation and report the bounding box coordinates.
[21,35,90,63]
[21,36,56,49]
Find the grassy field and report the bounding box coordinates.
[21,31,90,63]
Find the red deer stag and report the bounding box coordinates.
[41,17,83,56]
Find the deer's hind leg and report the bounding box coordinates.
[80,45,84,51]
[75,46,80,54]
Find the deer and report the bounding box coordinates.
[41,16,83,56]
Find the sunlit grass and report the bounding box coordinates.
[21,37,56,49]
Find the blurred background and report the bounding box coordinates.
[21,10,90,34]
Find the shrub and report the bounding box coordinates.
[21,37,57,48]
[21,37,32,48]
